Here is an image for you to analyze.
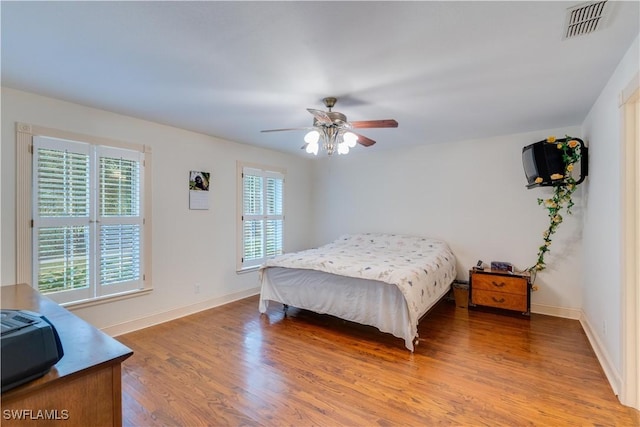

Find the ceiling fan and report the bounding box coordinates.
[261,97,398,156]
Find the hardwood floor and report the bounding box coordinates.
[118,295,640,426]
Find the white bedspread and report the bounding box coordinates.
[259,233,457,349]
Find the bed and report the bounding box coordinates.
[258,233,457,351]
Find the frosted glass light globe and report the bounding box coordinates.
[343,132,358,148]
[304,130,320,144]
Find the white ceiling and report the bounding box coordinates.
[1,1,638,156]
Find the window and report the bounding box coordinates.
[32,136,144,304]
[16,123,151,306]
[238,164,284,270]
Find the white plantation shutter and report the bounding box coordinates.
[32,136,144,304]
[265,173,283,258]
[241,166,284,269]
[36,147,90,218]
[33,137,92,302]
[97,148,143,295]
[36,226,90,294]
[99,154,140,217]
[99,224,140,285]
[243,170,263,263]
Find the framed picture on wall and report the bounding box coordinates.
[189,170,210,210]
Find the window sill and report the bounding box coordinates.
[236,266,260,274]
[62,287,153,310]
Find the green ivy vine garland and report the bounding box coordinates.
[528,136,583,282]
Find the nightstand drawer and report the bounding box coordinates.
[471,273,527,294]
[471,289,527,312]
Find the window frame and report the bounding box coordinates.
[16,122,153,307]
[236,161,285,272]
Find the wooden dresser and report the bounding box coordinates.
[469,268,531,316]
[1,284,133,426]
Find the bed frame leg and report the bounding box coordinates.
[282,304,289,316]
[414,333,419,347]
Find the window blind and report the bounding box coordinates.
[100,156,140,217]
[34,139,92,297]
[265,174,283,258]
[37,226,90,293]
[37,148,90,217]
[100,224,141,285]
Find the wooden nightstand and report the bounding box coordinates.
[469,268,531,316]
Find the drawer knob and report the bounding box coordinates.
[491,281,506,288]
[492,296,506,303]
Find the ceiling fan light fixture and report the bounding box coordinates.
[261,97,397,156]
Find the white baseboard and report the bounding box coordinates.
[579,311,622,397]
[531,303,581,319]
[102,287,261,337]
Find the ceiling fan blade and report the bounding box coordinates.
[307,108,332,124]
[349,119,398,129]
[261,127,309,133]
[352,132,376,147]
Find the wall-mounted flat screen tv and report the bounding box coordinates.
[522,137,588,189]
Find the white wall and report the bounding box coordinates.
[311,126,584,313]
[581,35,640,382]
[1,87,313,332]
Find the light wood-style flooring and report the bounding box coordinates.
[118,295,640,426]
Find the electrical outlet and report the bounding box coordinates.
[195,283,201,294]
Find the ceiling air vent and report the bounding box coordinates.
[564,1,608,39]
